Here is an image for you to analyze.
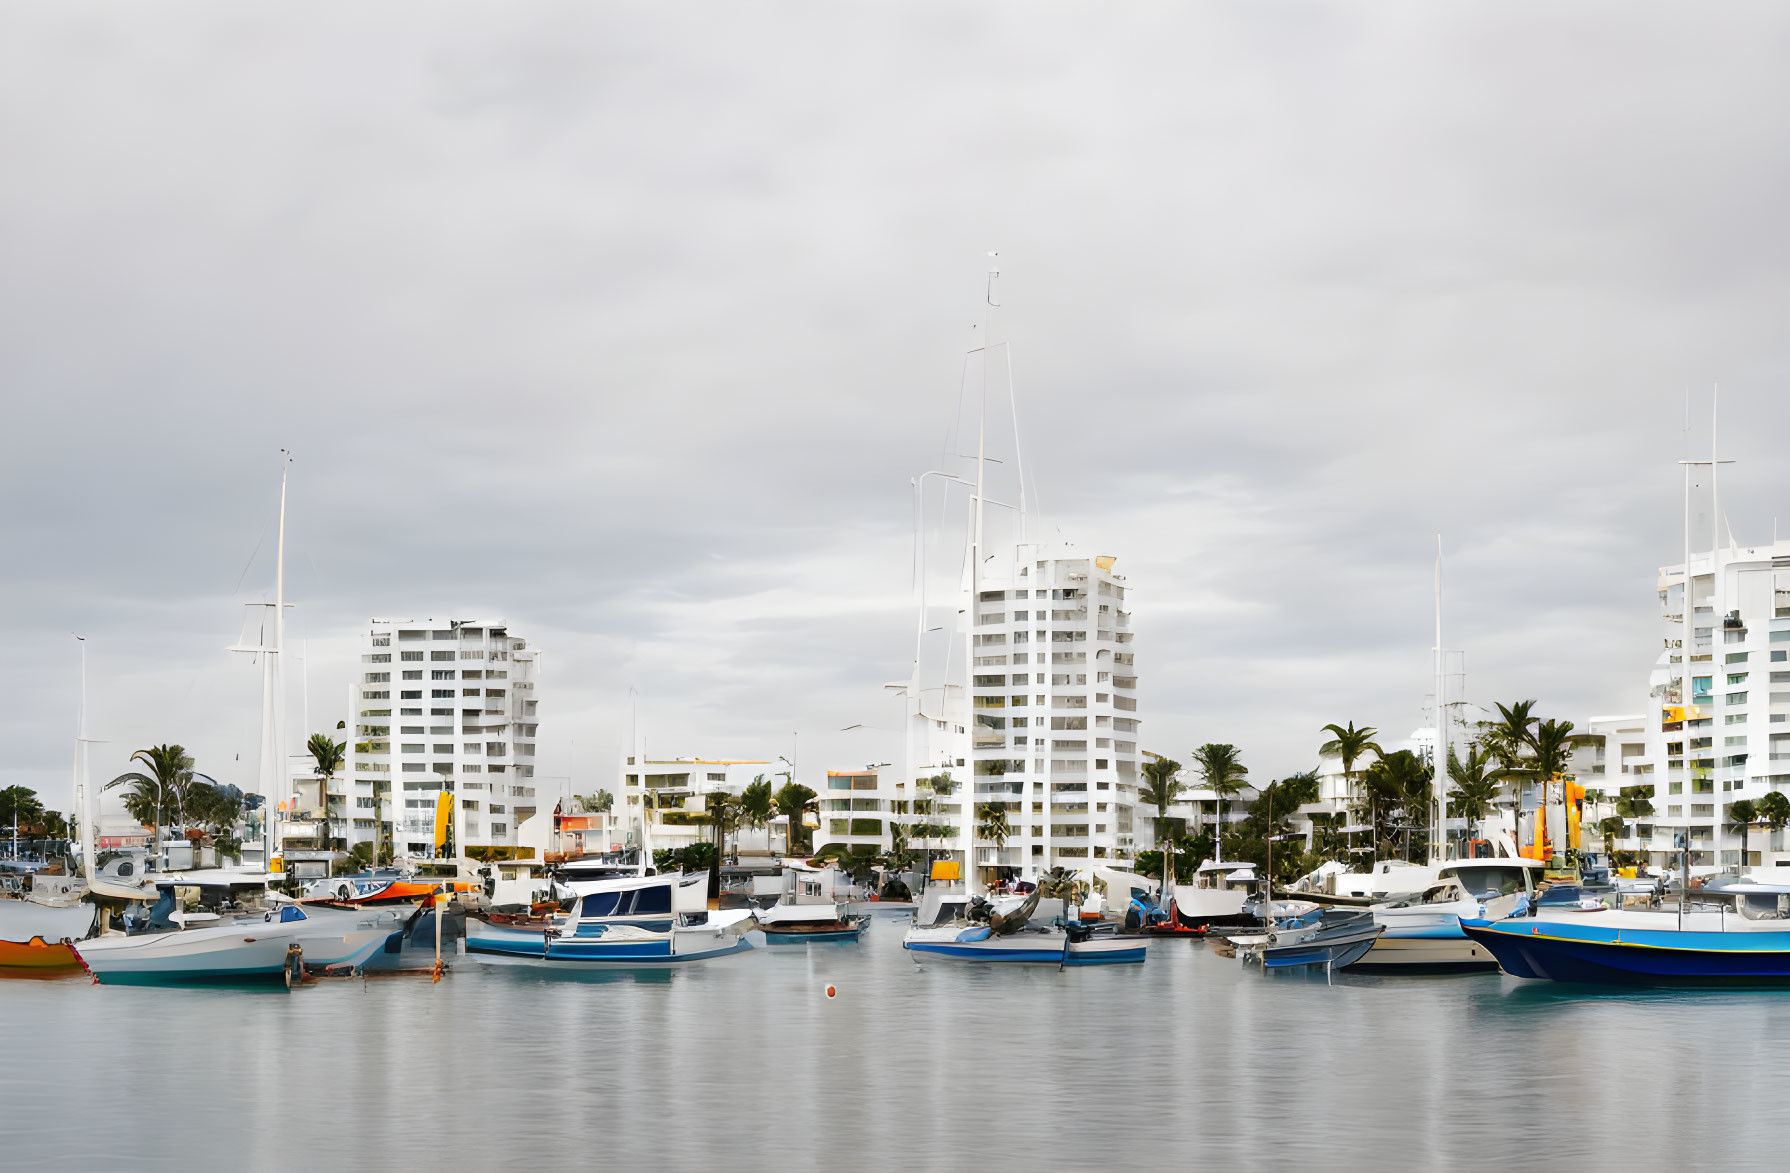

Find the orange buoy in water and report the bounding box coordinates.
[825,984,836,998]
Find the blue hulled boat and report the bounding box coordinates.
[465,871,754,968]
[1461,887,1790,985]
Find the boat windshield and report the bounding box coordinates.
[1444,866,1529,898]
[1739,894,1790,921]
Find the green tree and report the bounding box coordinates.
[1192,744,1248,858]
[774,782,819,854]
[1616,784,1656,823]
[736,778,774,842]
[1318,722,1384,829]
[1528,718,1593,864]
[1447,742,1502,844]
[1755,790,1790,838]
[0,785,46,831]
[705,791,743,897]
[1137,755,1185,897]
[1728,798,1759,870]
[307,732,346,780]
[1362,750,1433,861]
[106,743,196,867]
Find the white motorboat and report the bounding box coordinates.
[75,904,395,985]
[465,871,754,968]
[1353,858,1543,972]
[901,887,1146,965]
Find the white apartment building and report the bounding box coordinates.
[902,543,1142,884]
[1593,540,1790,872]
[344,618,541,861]
[619,757,776,857]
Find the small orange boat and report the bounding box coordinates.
[0,935,84,974]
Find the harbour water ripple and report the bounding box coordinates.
[5,911,1788,1171]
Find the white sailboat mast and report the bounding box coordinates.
[74,636,95,883]
[260,455,290,875]
[1432,536,1446,863]
[962,256,999,900]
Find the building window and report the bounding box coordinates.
[432,670,455,680]
[432,650,455,661]
[365,672,390,684]
[402,670,422,680]
[432,690,454,699]
[401,690,422,699]
[401,651,423,662]
[491,823,507,835]
[401,744,424,753]
[364,690,391,700]
[433,744,454,754]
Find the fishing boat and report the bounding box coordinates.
[753,863,868,943]
[901,887,1146,965]
[1352,857,1543,973]
[464,871,754,968]
[0,896,96,947]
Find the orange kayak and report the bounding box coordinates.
[0,935,84,973]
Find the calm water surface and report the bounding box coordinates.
[5,910,1789,1171]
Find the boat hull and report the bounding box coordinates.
[1347,933,1499,974]
[0,936,84,973]
[75,929,299,985]
[466,920,754,967]
[1461,919,1790,985]
[902,928,1146,965]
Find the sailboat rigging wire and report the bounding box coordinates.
[234,530,266,593]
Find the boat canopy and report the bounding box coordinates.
[1194,860,1256,874]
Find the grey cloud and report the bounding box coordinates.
[5,3,1789,810]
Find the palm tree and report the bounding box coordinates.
[1446,742,1502,846]
[1727,798,1759,871]
[1137,755,1185,899]
[307,732,346,780]
[0,785,45,833]
[1482,700,1541,767]
[705,791,742,897]
[736,778,774,849]
[773,782,818,855]
[1192,744,1248,858]
[106,743,195,868]
[305,733,346,849]
[1362,750,1432,860]
[1526,718,1593,864]
[1754,792,1790,868]
[1318,721,1384,819]
[975,802,1012,888]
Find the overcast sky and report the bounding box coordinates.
[5,3,1789,817]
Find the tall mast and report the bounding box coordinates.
[74,636,94,883]
[1432,536,1446,863]
[963,256,997,900]
[1677,391,1732,920]
[259,454,290,876]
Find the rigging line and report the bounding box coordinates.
[234,530,267,593]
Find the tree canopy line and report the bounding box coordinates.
[1129,697,1790,889]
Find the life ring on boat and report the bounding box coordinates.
[337,883,354,901]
